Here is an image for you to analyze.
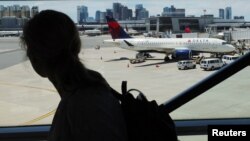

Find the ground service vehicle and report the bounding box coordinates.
[222,55,239,65]
[177,60,196,70]
[200,58,224,70]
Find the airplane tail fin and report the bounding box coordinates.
[184,26,191,33]
[106,16,132,39]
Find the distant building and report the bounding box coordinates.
[96,11,110,23]
[3,6,13,17]
[138,8,149,20]
[135,4,148,20]
[225,7,232,20]
[0,5,37,19]
[162,5,185,17]
[121,6,128,20]
[219,8,224,19]
[21,5,30,18]
[0,5,39,30]
[135,4,143,19]
[99,12,107,23]
[77,5,88,24]
[0,5,4,18]
[113,3,121,20]
[234,16,244,20]
[121,6,132,20]
[112,2,133,20]
[96,9,113,23]
[162,5,175,17]
[86,17,95,23]
[163,7,171,16]
[175,9,185,17]
[219,7,232,20]
[31,6,39,17]
[95,10,101,23]
[106,9,113,18]
[13,5,21,18]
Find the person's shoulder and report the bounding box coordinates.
[66,85,120,121]
[87,69,104,79]
[67,85,112,107]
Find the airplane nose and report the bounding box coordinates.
[227,44,236,52]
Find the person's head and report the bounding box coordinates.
[21,10,81,77]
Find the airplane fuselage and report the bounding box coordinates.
[104,38,235,53]
[84,29,101,36]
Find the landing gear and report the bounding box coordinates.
[164,56,170,62]
[130,52,152,64]
[171,55,176,60]
[130,58,145,64]
[136,52,152,59]
[144,53,153,58]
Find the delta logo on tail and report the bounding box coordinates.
[106,16,131,39]
[184,26,191,33]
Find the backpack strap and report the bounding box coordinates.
[111,81,127,101]
[121,81,127,95]
[128,89,147,101]
[111,81,147,102]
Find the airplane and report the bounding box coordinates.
[84,29,102,36]
[124,25,141,36]
[0,30,23,37]
[104,16,236,63]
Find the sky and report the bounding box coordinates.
[1,0,250,22]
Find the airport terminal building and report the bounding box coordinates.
[145,15,250,34]
[78,15,250,37]
[145,16,207,33]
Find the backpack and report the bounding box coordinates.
[111,81,178,141]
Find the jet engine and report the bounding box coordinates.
[172,49,192,60]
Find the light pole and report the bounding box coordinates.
[203,9,206,32]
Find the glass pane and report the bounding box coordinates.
[171,65,250,120]
[0,0,249,129]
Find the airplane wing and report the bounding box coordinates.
[123,40,134,47]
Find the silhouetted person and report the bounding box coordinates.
[20,10,127,141]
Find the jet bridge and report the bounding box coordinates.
[223,29,250,42]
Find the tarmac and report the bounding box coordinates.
[0,36,249,136]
